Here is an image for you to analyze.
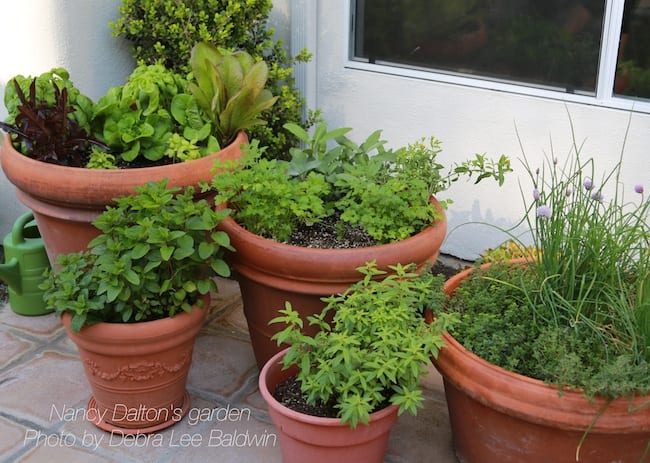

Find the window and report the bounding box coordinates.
[350,1,650,107]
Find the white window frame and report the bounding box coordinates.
[344,0,650,114]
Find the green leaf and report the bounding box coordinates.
[123,269,140,285]
[198,242,215,259]
[131,243,150,259]
[211,259,231,277]
[161,246,174,261]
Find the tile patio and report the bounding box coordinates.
[0,260,461,463]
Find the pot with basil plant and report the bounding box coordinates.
[258,261,455,463]
[432,127,650,462]
[0,42,276,262]
[208,122,511,368]
[40,179,233,434]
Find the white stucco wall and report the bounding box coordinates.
[302,0,650,260]
[0,0,134,239]
[1,0,646,261]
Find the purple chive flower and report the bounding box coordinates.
[590,191,604,201]
[583,179,593,190]
[536,205,552,218]
[533,188,540,201]
[635,184,644,194]
[565,187,573,196]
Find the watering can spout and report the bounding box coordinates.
[0,257,21,293]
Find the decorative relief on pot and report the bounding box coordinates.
[84,352,191,381]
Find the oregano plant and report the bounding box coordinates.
[209,123,512,245]
[41,180,234,331]
[270,262,456,428]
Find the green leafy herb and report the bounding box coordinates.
[271,261,455,428]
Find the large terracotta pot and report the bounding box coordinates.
[0,132,247,264]
[61,297,208,434]
[218,197,447,369]
[433,266,650,463]
[259,348,399,463]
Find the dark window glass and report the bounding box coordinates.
[353,0,606,95]
[615,1,650,99]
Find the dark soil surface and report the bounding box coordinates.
[289,214,377,249]
[273,375,340,418]
[273,375,391,419]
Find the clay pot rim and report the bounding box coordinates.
[0,131,247,206]
[259,348,400,428]
[220,195,446,257]
[60,295,209,342]
[218,196,447,287]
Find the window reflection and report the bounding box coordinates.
[355,0,605,94]
[615,0,650,99]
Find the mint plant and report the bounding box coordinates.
[270,262,455,428]
[210,123,511,245]
[41,180,234,331]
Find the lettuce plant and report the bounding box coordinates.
[0,70,105,167]
[2,44,276,168]
[110,0,318,160]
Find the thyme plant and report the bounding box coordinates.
[447,120,650,399]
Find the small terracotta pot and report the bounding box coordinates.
[218,197,447,369]
[259,348,399,463]
[61,297,208,434]
[433,265,650,463]
[0,132,247,264]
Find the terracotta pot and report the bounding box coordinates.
[259,348,399,463]
[433,266,650,463]
[218,197,447,369]
[0,132,247,264]
[61,297,208,434]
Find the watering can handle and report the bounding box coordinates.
[11,211,35,245]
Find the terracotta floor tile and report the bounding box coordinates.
[187,332,257,400]
[172,411,283,463]
[15,442,115,463]
[0,350,89,428]
[61,394,216,463]
[0,329,34,369]
[0,305,63,339]
[0,415,28,458]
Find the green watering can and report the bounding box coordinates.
[0,212,53,316]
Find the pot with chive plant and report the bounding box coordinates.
[40,179,234,434]
[259,262,455,463]
[210,123,511,368]
[0,42,276,263]
[432,132,650,462]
